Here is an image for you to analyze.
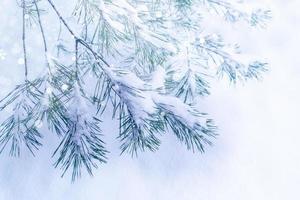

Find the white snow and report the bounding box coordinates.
[17,58,25,65]
[0,1,299,200]
[0,49,6,60]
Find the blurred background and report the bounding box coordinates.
[0,0,299,199]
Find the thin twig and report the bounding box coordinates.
[56,21,62,57]
[22,0,28,80]
[47,0,77,38]
[84,9,88,40]
[33,0,50,72]
[75,39,79,79]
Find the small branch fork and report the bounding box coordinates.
[46,0,126,105]
[46,0,115,80]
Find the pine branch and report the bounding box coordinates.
[118,106,163,156]
[0,0,270,180]
[203,0,271,27]
[0,80,44,156]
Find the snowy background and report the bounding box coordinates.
[0,0,299,199]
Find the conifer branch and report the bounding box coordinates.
[0,0,270,181]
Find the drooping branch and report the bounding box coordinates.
[0,0,269,180]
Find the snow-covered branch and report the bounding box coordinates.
[0,0,270,180]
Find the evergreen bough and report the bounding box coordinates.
[0,0,270,181]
